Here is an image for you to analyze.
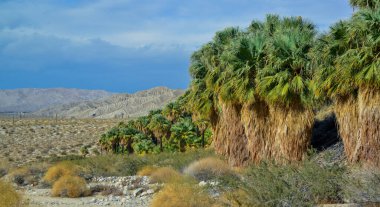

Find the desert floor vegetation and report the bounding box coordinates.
[51,175,90,198]
[148,167,183,184]
[150,182,215,207]
[0,118,120,165]
[183,157,234,181]
[0,180,23,207]
[43,162,80,184]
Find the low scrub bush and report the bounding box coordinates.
[183,157,233,181]
[0,180,23,207]
[62,149,214,177]
[236,161,345,206]
[43,162,79,184]
[149,167,183,184]
[51,175,90,198]
[150,183,214,207]
[137,166,159,176]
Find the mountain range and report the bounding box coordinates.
[0,87,184,118]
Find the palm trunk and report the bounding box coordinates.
[201,131,205,148]
[213,103,250,166]
[334,96,360,163]
[268,105,313,163]
[358,86,380,167]
[241,101,271,163]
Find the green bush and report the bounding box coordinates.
[235,161,345,206]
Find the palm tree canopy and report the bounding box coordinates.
[315,5,380,98]
[147,114,171,138]
[256,16,316,107]
[350,0,380,9]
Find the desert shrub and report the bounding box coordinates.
[0,180,23,207]
[183,157,233,181]
[69,155,146,177]
[150,183,214,207]
[137,166,159,176]
[236,161,345,206]
[51,175,90,198]
[149,167,183,184]
[64,149,214,177]
[43,162,79,184]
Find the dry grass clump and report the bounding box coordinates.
[183,157,233,181]
[43,162,79,184]
[0,180,23,207]
[137,166,159,176]
[149,167,182,184]
[150,183,214,207]
[51,175,90,198]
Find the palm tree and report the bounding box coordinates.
[162,102,181,122]
[256,16,316,162]
[194,118,210,148]
[147,114,171,151]
[169,117,198,151]
[134,116,151,134]
[119,127,139,153]
[316,5,380,167]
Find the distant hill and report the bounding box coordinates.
[32,87,185,119]
[0,88,112,113]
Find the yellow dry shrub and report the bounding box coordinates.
[51,175,89,198]
[149,167,182,184]
[150,183,214,207]
[43,162,79,184]
[0,180,22,207]
[137,166,159,176]
[183,157,233,180]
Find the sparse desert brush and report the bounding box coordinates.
[150,183,214,207]
[237,161,345,206]
[0,180,23,207]
[43,162,79,184]
[137,166,159,176]
[183,157,233,181]
[51,175,90,198]
[149,167,183,184]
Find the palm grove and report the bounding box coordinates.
[100,0,380,168]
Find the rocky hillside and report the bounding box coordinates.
[33,87,185,119]
[0,88,112,112]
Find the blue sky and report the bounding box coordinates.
[0,0,352,93]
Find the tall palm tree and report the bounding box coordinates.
[256,16,316,162]
[162,102,181,123]
[316,4,380,167]
[147,114,171,151]
[134,116,151,134]
[194,118,210,148]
